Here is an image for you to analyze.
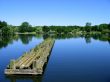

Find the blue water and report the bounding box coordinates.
[0,35,43,82]
[42,38,110,82]
[0,35,110,82]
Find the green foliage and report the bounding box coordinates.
[19,22,33,32]
[42,26,50,33]
[0,21,7,29]
[34,26,43,33]
[1,26,10,34]
[99,24,108,31]
[0,21,15,35]
[0,20,110,35]
[85,22,92,32]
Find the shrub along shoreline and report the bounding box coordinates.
[0,21,110,35]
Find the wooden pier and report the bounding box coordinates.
[5,38,55,75]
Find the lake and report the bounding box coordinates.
[0,34,110,82]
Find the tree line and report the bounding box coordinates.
[0,20,110,35]
[42,22,110,35]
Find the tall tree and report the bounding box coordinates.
[42,26,50,33]
[0,21,7,29]
[19,22,32,32]
[85,22,92,32]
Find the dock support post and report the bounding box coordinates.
[33,60,37,70]
[9,59,16,69]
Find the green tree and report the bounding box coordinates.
[0,21,13,35]
[0,21,7,29]
[42,26,50,33]
[35,26,43,33]
[99,24,108,32]
[19,22,32,32]
[108,23,110,30]
[85,22,92,32]
[1,26,12,34]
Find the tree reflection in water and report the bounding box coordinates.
[0,34,42,49]
[5,75,42,82]
[0,33,110,49]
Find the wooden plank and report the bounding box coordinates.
[5,38,55,75]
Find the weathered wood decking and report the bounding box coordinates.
[5,38,55,75]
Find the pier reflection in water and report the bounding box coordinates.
[5,75,42,82]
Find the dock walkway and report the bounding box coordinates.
[5,38,55,75]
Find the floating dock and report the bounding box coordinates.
[5,38,55,75]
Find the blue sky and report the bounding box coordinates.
[0,0,110,26]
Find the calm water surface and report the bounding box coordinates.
[0,34,110,82]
